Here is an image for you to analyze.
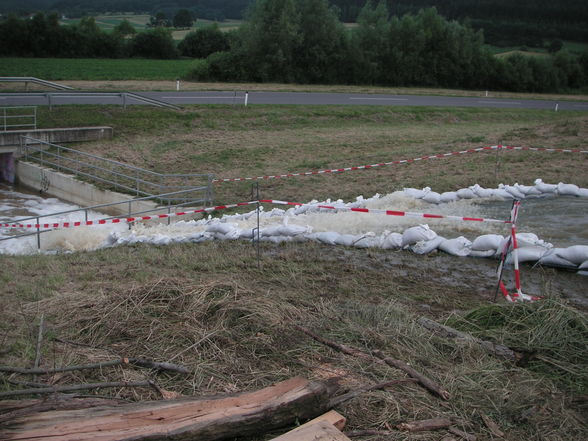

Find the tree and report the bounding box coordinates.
[114,19,136,37]
[178,24,229,58]
[149,12,169,27]
[132,27,178,58]
[548,39,564,53]
[173,9,194,28]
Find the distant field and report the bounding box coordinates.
[487,40,588,57]
[61,14,242,40]
[494,50,550,59]
[0,58,196,80]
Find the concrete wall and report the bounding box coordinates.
[16,161,159,217]
[0,127,113,150]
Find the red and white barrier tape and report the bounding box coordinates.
[212,144,588,183]
[213,145,501,183]
[259,199,511,224]
[0,201,258,230]
[497,200,542,302]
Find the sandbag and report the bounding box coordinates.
[381,232,403,249]
[557,182,580,196]
[493,188,514,199]
[471,234,504,251]
[335,234,360,247]
[401,225,437,247]
[353,236,381,248]
[506,246,548,264]
[502,184,526,199]
[411,236,445,254]
[456,188,476,199]
[260,236,292,243]
[438,236,472,257]
[439,191,459,203]
[259,225,282,237]
[579,260,588,270]
[422,190,441,204]
[538,249,577,268]
[470,184,494,198]
[404,187,426,199]
[206,222,239,235]
[309,231,341,245]
[516,233,552,249]
[514,183,542,196]
[534,179,557,193]
[555,245,588,265]
[469,249,497,258]
[278,224,308,236]
[577,188,588,198]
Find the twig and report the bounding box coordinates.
[329,379,417,408]
[372,350,450,400]
[346,429,393,437]
[0,357,191,376]
[449,426,477,440]
[397,417,453,432]
[294,325,449,400]
[8,379,52,388]
[33,314,45,370]
[0,381,158,398]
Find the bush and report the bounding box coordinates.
[178,25,229,58]
[131,28,178,59]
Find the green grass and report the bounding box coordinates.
[0,57,197,80]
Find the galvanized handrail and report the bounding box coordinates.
[0,77,73,90]
[2,106,37,131]
[0,187,210,249]
[19,136,213,204]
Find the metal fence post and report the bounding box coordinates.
[2,107,5,131]
[36,217,41,250]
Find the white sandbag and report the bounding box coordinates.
[267,208,286,217]
[260,236,292,244]
[470,184,495,198]
[502,184,526,199]
[278,224,308,236]
[493,188,514,199]
[259,225,282,237]
[404,187,426,199]
[438,236,472,257]
[516,233,552,249]
[506,246,548,263]
[456,188,476,199]
[534,179,557,193]
[206,222,238,235]
[402,225,437,247]
[381,232,403,249]
[471,234,505,251]
[579,260,588,270]
[557,182,580,196]
[469,249,497,258]
[514,183,542,196]
[439,191,459,203]
[422,191,441,204]
[311,231,341,245]
[538,249,576,268]
[411,236,445,254]
[353,236,381,248]
[577,188,588,198]
[555,245,588,265]
[335,234,360,247]
[239,229,255,239]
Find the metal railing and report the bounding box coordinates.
[19,136,214,206]
[0,77,73,90]
[0,188,208,250]
[1,106,37,131]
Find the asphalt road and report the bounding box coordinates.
[1,90,588,111]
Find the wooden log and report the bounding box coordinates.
[294,410,347,432]
[270,421,351,441]
[417,317,518,361]
[294,325,449,400]
[397,417,453,432]
[0,377,340,441]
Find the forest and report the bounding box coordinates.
[1,0,587,93]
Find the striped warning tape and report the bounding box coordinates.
[0,201,258,230]
[212,144,588,184]
[259,199,511,224]
[213,145,502,183]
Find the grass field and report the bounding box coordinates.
[0,58,197,80]
[2,104,588,439]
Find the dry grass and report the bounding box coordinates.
[1,242,587,439]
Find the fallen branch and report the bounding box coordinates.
[295,325,449,400]
[346,429,393,437]
[417,317,518,362]
[397,417,453,432]
[449,426,477,440]
[0,357,190,376]
[329,379,417,408]
[33,314,45,370]
[1,377,341,441]
[0,380,160,398]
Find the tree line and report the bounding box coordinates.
[1,1,587,93]
[191,0,588,93]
